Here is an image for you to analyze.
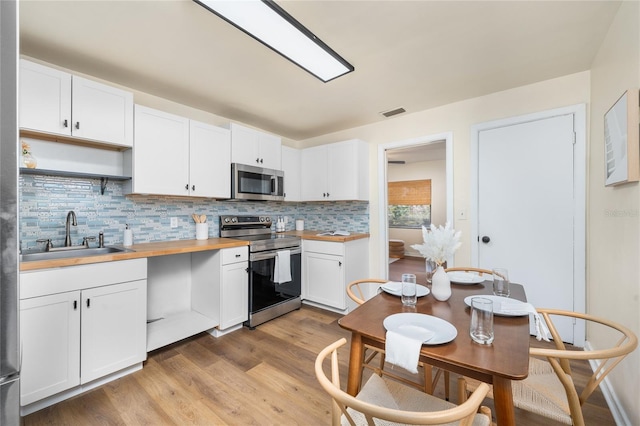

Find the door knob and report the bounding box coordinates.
[481,236,490,243]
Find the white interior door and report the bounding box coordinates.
[476,113,579,343]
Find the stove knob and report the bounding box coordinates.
[231,217,237,223]
[224,217,230,223]
[259,217,264,222]
[264,217,271,223]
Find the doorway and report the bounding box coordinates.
[471,104,586,345]
[377,133,454,279]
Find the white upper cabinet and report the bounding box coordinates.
[126,105,230,198]
[281,146,301,202]
[301,139,369,201]
[189,120,231,199]
[229,123,282,170]
[19,59,133,148]
[128,105,190,196]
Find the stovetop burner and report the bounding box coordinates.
[219,215,300,252]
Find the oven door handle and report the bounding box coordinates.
[250,247,302,262]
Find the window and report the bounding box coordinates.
[388,179,431,228]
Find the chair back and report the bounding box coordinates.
[315,338,491,426]
[444,267,493,276]
[347,278,388,305]
[531,308,638,425]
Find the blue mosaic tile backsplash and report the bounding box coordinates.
[19,174,370,251]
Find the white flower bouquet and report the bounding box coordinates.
[411,222,461,266]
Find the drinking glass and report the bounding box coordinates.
[469,297,494,344]
[492,268,510,297]
[401,273,417,306]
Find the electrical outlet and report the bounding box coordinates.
[170,217,178,228]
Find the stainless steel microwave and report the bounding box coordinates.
[231,163,285,201]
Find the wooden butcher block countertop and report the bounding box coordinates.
[285,230,369,242]
[19,238,250,271]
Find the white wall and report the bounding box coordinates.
[588,1,639,423]
[301,71,590,275]
[388,159,446,257]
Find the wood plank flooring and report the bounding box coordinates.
[24,302,615,425]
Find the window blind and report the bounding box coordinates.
[388,179,431,205]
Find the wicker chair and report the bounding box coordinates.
[460,308,638,425]
[346,279,448,397]
[315,338,492,426]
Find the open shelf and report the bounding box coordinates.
[20,167,131,181]
[146,310,218,352]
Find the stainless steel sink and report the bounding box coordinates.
[20,246,131,262]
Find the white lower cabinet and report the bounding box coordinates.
[20,292,80,406]
[19,259,147,408]
[220,249,249,329]
[302,238,369,313]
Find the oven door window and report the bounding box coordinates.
[250,253,301,313]
[239,171,274,195]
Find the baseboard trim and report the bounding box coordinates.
[584,341,632,425]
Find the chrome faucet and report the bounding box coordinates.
[64,211,77,247]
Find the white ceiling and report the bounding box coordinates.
[19,1,620,142]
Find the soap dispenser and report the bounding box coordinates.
[123,224,133,246]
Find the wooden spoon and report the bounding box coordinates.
[192,214,200,223]
[200,215,207,223]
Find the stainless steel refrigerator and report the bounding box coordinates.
[0,0,20,424]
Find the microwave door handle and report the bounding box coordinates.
[271,176,277,195]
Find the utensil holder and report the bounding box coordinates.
[196,223,209,240]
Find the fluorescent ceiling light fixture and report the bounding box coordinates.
[194,0,354,82]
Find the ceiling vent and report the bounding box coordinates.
[380,107,406,118]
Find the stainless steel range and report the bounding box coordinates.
[220,215,301,328]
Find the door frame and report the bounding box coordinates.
[470,104,586,345]
[377,132,454,278]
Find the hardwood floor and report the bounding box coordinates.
[24,303,615,425]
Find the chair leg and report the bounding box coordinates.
[458,376,468,403]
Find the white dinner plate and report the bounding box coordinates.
[447,271,486,285]
[380,282,430,297]
[463,295,530,317]
[383,313,457,345]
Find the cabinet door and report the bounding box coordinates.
[132,105,190,196]
[189,120,231,198]
[230,123,260,167]
[19,59,72,136]
[20,291,81,405]
[301,145,328,201]
[81,280,147,384]
[328,141,360,200]
[303,252,345,309]
[72,76,134,147]
[281,146,301,201]
[220,261,249,329]
[258,132,282,170]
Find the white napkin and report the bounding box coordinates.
[501,301,551,342]
[447,272,476,283]
[274,250,291,284]
[385,325,434,373]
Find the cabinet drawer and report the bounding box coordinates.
[222,246,248,265]
[20,258,147,299]
[303,240,344,256]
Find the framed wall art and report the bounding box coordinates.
[604,89,639,186]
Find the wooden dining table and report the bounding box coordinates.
[338,281,531,426]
